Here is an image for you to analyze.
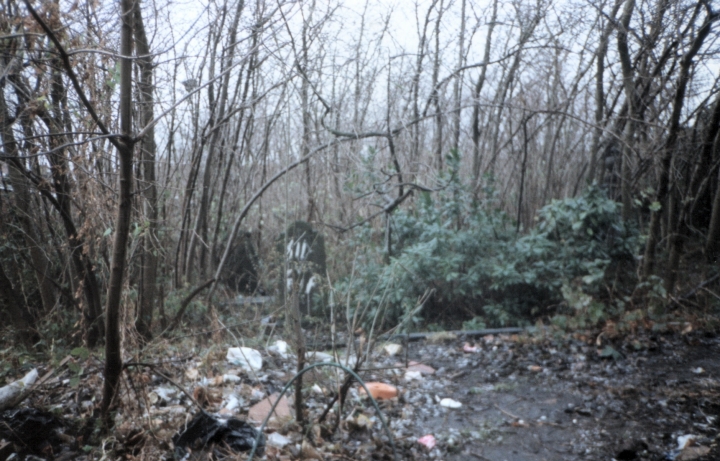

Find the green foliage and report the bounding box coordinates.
[336,159,640,331]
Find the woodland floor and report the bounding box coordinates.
[2,322,720,461]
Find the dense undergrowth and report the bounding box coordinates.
[335,153,644,332]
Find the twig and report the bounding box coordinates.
[495,404,521,420]
[124,363,201,410]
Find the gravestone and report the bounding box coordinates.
[276,221,326,315]
[218,230,260,294]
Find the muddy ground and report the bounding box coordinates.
[385,329,720,461]
[2,326,719,461]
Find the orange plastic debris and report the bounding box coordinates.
[360,382,398,400]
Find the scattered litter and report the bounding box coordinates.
[267,432,291,448]
[692,367,704,374]
[227,347,263,372]
[0,369,38,410]
[248,393,293,427]
[268,340,289,359]
[0,408,62,454]
[384,343,402,356]
[406,361,435,375]
[404,370,423,381]
[220,394,243,414]
[677,434,697,450]
[250,387,265,402]
[149,386,177,404]
[360,382,398,400]
[528,365,543,372]
[172,411,264,459]
[223,373,242,383]
[462,342,480,353]
[439,398,462,409]
[417,434,436,449]
[306,351,334,362]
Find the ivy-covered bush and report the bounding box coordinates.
[335,157,640,331]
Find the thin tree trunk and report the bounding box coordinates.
[589,0,623,184]
[451,0,466,152]
[616,0,637,222]
[431,0,444,170]
[411,0,438,168]
[133,0,158,342]
[471,0,497,188]
[102,0,135,425]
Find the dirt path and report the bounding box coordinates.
[387,331,720,461]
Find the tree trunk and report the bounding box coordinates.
[0,85,55,317]
[431,0,444,171]
[43,66,104,346]
[589,0,623,184]
[133,0,158,342]
[616,0,637,222]
[643,8,714,281]
[101,0,135,425]
[451,0,466,152]
[706,164,720,264]
[0,238,36,343]
[471,0,498,188]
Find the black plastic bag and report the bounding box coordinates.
[172,411,264,459]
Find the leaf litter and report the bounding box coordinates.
[2,327,720,460]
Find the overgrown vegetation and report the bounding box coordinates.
[336,153,641,331]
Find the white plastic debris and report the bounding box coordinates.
[692,367,705,374]
[677,434,697,450]
[0,368,38,410]
[227,347,263,372]
[151,386,178,403]
[222,394,243,412]
[384,343,402,356]
[306,351,333,362]
[439,398,462,409]
[404,370,423,381]
[269,340,290,359]
[267,432,291,448]
[223,374,241,383]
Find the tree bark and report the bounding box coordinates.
[101,0,135,425]
[471,0,498,188]
[0,238,36,343]
[616,0,637,222]
[133,0,158,342]
[642,7,714,283]
[0,82,55,317]
[589,0,623,184]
